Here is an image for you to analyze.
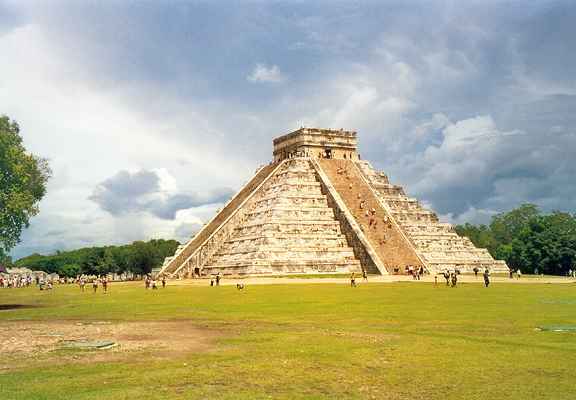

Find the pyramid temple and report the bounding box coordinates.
[159,128,508,277]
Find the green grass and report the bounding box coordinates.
[1,281,575,399]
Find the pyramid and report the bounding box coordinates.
[160,128,508,277]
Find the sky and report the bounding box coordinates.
[1,0,575,260]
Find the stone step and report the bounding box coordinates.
[246,208,336,219]
[213,246,357,257]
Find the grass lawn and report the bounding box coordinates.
[0,280,575,399]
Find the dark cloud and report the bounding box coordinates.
[89,170,160,216]
[389,114,576,221]
[147,188,235,220]
[89,169,234,220]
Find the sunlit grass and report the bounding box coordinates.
[1,280,575,399]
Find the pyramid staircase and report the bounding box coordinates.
[315,159,424,274]
[355,160,509,274]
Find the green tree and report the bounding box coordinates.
[0,116,51,260]
[490,204,540,245]
[14,239,180,277]
[455,223,496,253]
[57,263,81,277]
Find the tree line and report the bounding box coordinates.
[455,204,576,275]
[12,239,180,277]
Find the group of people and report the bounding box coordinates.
[357,194,384,232]
[441,270,460,287]
[509,269,523,279]
[407,265,425,280]
[0,275,34,288]
[336,162,391,236]
[144,275,167,290]
[350,270,368,287]
[210,273,222,286]
[0,274,66,290]
[439,268,491,287]
[79,276,111,293]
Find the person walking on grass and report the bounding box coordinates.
[483,268,490,288]
[362,269,368,282]
[443,271,450,286]
[451,272,457,287]
[162,276,166,288]
[79,278,85,292]
[216,273,221,286]
[350,272,357,287]
[102,277,108,293]
[516,269,522,280]
[92,278,98,293]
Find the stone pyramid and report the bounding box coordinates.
[160,128,508,277]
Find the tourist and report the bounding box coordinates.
[362,269,368,282]
[151,279,158,289]
[434,275,438,285]
[102,277,108,293]
[473,267,479,278]
[418,266,424,279]
[516,269,522,279]
[350,272,356,287]
[162,276,167,288]
[451,272,457,287]
[145,276,150,289]
[92,278,98,293]
[483,268,490,287]
[216,273,221,286]
[210,278,214,287]
[79,278,85,292]
[443,271,450,286]
[509,269,514,279]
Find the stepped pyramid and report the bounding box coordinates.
[160,128,508,277]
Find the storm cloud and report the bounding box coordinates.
[89,169,234,220]
[3,0,576,259]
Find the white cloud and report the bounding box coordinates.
[247,63,286,83]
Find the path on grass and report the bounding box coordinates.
[167,274,576,287]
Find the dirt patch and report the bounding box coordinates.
[0,320,220,370]
[0,304,39,311]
